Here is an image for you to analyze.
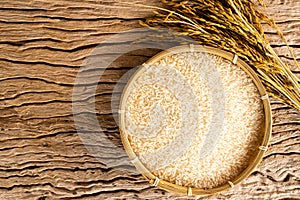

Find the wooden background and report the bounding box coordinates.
[0,0,299,199]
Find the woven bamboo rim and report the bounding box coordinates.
[119,45,272,196]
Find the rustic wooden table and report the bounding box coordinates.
[0,0,299,199]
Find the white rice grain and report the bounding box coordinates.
[124,51,264,189]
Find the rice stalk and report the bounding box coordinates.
[127,0,300,110]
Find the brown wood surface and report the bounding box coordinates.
[0,0,299,199]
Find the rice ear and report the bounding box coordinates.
[139,0,300,110]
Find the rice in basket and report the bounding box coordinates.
[119,45,271,195]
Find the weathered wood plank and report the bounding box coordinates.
[0,0,299,199]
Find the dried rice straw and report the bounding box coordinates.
[125,0,300,110]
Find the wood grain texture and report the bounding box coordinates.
[0,0,299,199]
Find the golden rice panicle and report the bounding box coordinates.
[140,0,300,110]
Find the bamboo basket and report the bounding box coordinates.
[119,45,272,196]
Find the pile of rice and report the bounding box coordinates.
[123,51,264,189]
